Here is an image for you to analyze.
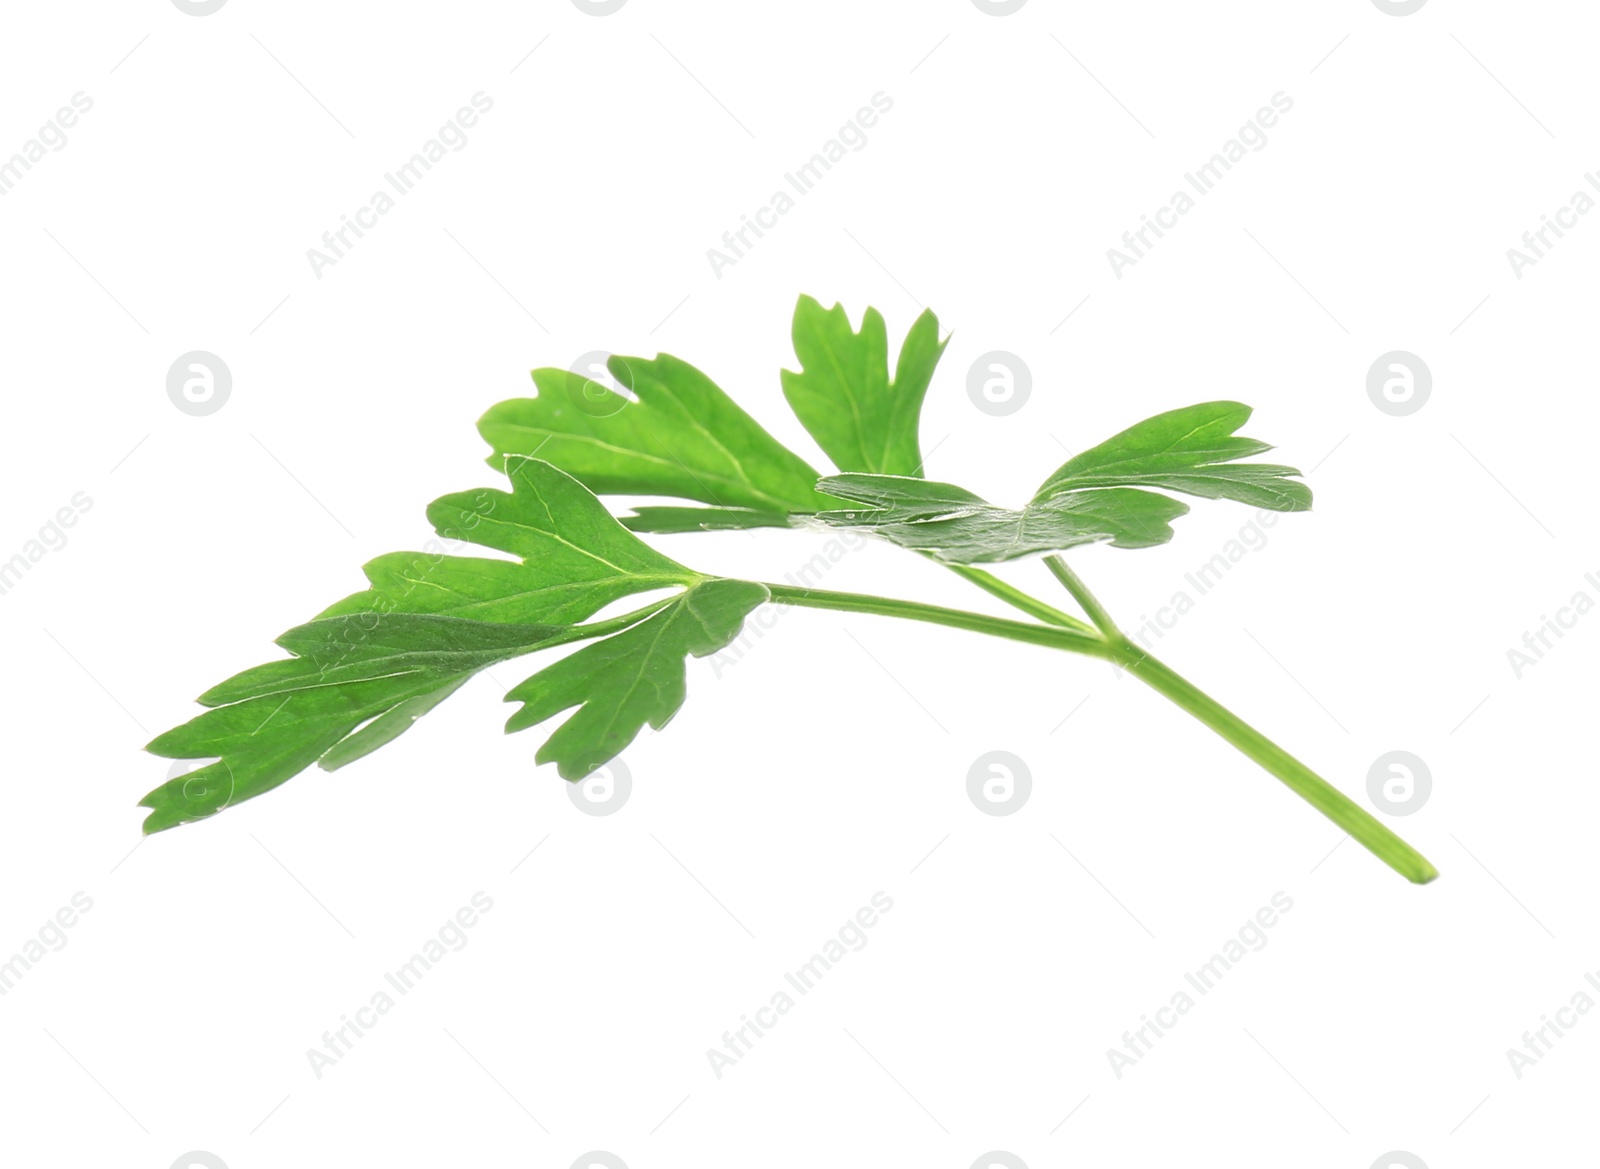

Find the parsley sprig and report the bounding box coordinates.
[144,296,1436,885]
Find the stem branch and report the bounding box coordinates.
[1043,554,1121,639]
[762,583,1108,656]
[938,560,1096,634]
[1107,642,1439,884]
[761,573,1437,885]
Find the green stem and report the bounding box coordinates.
[1043,554,1121,639]
[1039,554,1435,882]
[762,583,1108,655]
[937,560,1096,634]
[763,576,1438,885]
[1107,641,1439,885]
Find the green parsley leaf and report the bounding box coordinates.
[505,579,769,778]
[319,455,696,626]
[810,400,1307,563]
[141,456,716,831]
[813,474,1189,563]
[1035,401,1311,511]
[477,353,835,514]
[780,295,947,477]
[141,612,599,832]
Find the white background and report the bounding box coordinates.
[1,2,1595,1167]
